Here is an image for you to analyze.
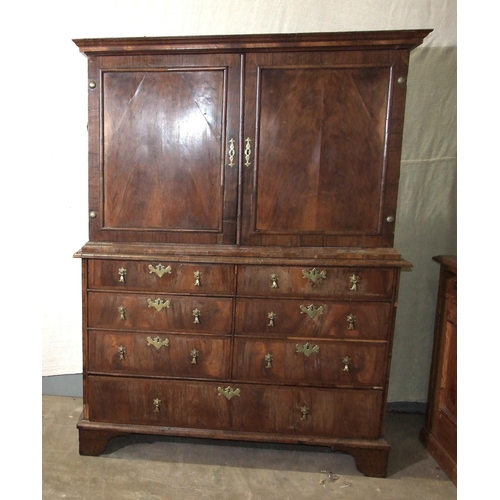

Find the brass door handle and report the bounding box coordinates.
[349,274,360,291]
[193,308,201,324]
[267,311,276,327]
[342,356,352,372]
[118,267,127,283]
[347,314,356,330]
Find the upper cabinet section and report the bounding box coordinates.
[74,30,431,247]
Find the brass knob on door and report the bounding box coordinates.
[89,211,97,219]
[386,216,395,223]
[88,80,97,89]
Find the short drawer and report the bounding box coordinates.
[232,338,387,388]
[235,298,391,340]
[88,330,231,379]
[88,259,235,295]
[87,291,233,334]
[87,376,383,440]
[237,265,395,300]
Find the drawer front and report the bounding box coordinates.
[88,260,235,295]
[235,298,391,339]
[232,339,387,387]
[88,330,230,379]
[87,376,383,439]
[237,265,395,299]
[87,292,233,334]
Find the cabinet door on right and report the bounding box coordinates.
[241,50,409,248]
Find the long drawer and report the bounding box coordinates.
[87,292,233,334]
[237,265,395,299]
[87,375,383,440]
[232,338,387,387]
[88,330,231,379]
[235,298,391,339]
[88,260,235,294]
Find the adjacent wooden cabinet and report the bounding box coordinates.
[74,30,430,477]
[420,256,457,484]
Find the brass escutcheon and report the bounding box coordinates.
[346,313,356,330]
[244,137,251,167]
[300,304,324,319]
[218,386,241,400]
[148,263,172,278]
[147,336,170,350]
[302,268,327,284]
[147,298,171,312]
[228,138,236,167]
[296,342,320,357]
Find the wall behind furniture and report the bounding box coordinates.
[24,0,456,402]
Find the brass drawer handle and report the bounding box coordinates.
[148,263,172,278]
[191,349,199,364]
[296,342,320,357]
[349,274,360,291]
[300,404,310,421]
[153,398,161,413]
[264,353,274,369]
[228,138,236,167]
[342,356,352,372]
[300,304,324,319]
[147,298,171,312]
[270,274,279,288]
[302,268,327,284]
[244,137,251,167]
[267,311,276,327]
[118,346,126,360]
[118,305,126,321]
[118,267,127,283]
[147,336,170,350]
[194,270,202,287]
[193,308,201,324]
[218,386,241,400]
[347,314,356,330]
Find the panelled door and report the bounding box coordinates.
[240,50,409,248]
[88,53,241,244]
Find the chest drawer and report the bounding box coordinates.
[232,339,387,387]
[237,265,395,299]
[87,375,383,440]
[88,330,230,379]
[88,259,235,295]
[235,298,391,339]
[87,292,233,334]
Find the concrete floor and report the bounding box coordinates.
[43,395,457,499]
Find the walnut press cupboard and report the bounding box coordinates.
[73,30,431,477]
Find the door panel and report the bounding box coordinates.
[88,54,241,244]
[242,50,407,247]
